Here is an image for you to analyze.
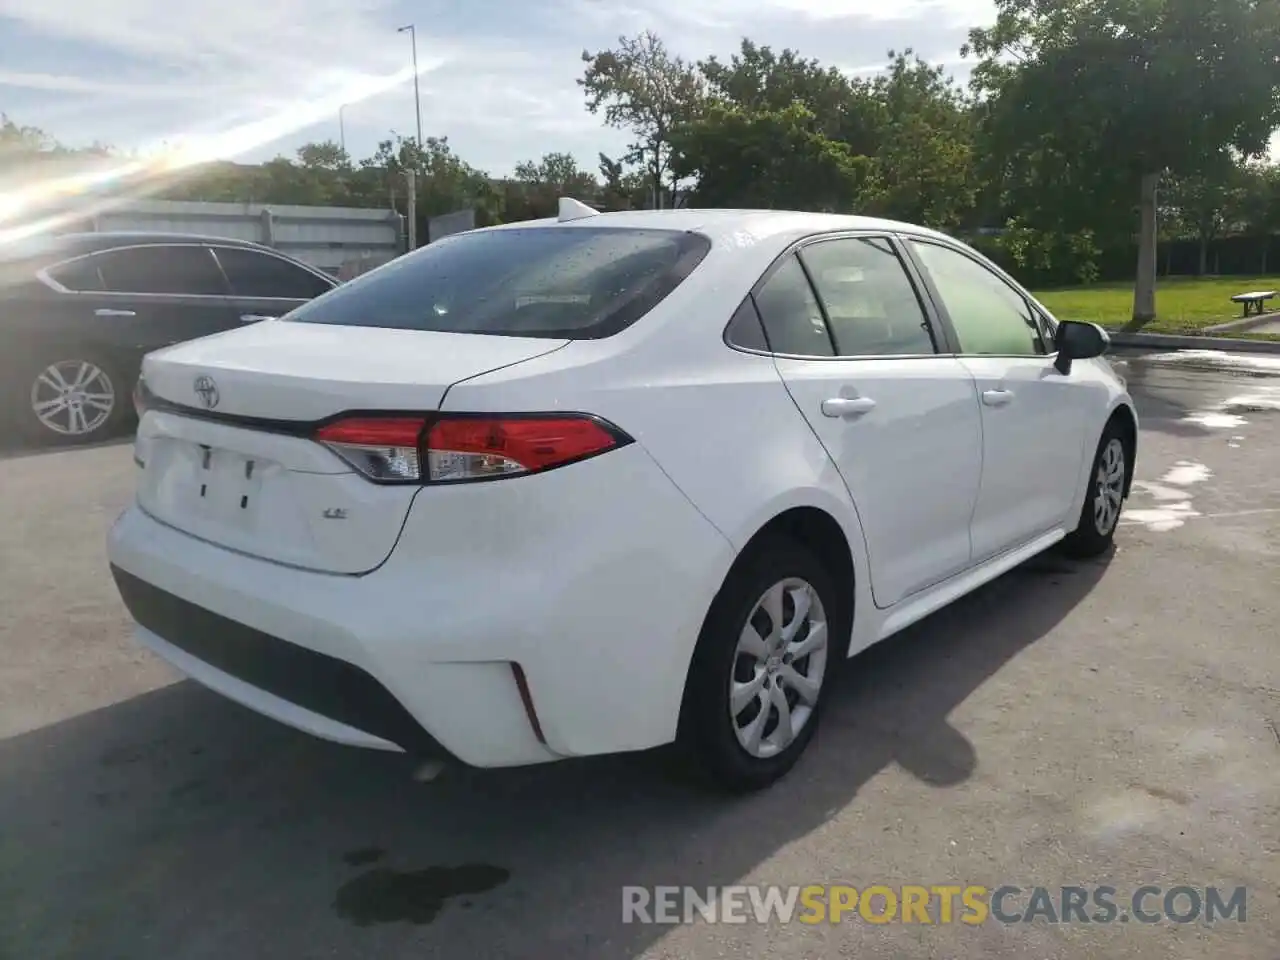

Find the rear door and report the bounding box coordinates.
[903,237,1089,561]
[73,243,242,351]
[209,244,336,322]
[756,235,984,608]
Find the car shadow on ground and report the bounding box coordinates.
[0,551,1111,960]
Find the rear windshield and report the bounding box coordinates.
[283,226,711,339]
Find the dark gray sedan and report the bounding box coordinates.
[0,232,337,444]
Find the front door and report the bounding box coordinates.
[754,237,983,608]
[904,238,1089,561]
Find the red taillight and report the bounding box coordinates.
[314,414,628,484]
[314,417,427,482]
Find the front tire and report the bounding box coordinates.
[1061,420,1129,558]
[14,352,130,446]
[678,537,842,792]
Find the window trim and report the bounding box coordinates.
[36,242,335,301]
[723,229,949,361]
[38,243,231,297]
[208,244,338,301]
[898,235,1058,359]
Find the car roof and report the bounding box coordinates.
[479,207,958,248]
[0,232,283,268]
[47,232,276,255]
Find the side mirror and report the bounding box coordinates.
[1053,320,1109,375]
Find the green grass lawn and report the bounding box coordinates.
[1031,276,1280,333]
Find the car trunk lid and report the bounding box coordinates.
[134,322,568,574]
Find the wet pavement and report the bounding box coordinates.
[1,349,1277,960]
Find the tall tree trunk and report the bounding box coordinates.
[1197,235,1208,276]
[1262,242,1269,276]
[1132,172,1160,326]
[1164,241,1173,277]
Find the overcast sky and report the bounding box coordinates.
[0,0,1002,176]
[2,0,1275,177]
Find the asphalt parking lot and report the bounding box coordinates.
[1,351,1277,960]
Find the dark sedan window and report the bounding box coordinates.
[213,247,334,300]
[45,258,105,292]
[284,227,711,339]
[94,245,227,296]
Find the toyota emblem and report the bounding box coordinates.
[193,375,220,410]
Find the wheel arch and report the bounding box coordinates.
[1106,401,1139,497]
[693,503,859,670]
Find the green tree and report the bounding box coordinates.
[580,31,705,206]
[698,39,882,152]
[967,0,1280,325]
[1236,161,1280,273]
[1164,158,1250,275]
[865,50,977,229]
[507,151,599,220]
[297,140,352,173]
[671,101,878,211]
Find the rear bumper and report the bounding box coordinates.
[111,566,448,756]
[106,443,735,768]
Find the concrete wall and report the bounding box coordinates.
[73,200,405,275]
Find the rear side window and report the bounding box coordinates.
[94,245,227,296]
[46,257,105,292]
[799,237,935,356]
[752,255,833,357]
[214,246,333,300]
[284,227,711,339]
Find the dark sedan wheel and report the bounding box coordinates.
[15,353,130,445]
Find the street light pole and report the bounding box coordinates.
[338,104,347,153]
[397,24,423,146]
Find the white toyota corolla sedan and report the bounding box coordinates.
[107,201,1137,792]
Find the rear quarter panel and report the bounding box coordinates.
[440,256,877,661]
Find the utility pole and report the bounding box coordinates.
[405,169,417,250]
[338,104,347,153]
[397,25,423,146]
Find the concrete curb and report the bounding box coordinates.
[1107,331,1280,354]
[1203,313,1280,334]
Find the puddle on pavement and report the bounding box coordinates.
[1180,383,1280,430]
[333,863,510,927]
[1123,460,1213,532]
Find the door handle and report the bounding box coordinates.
[239,313,276,324]
[94,308,136,317]
[982,389,1014,407]
[821,396,876,418]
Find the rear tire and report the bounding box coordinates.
[678,537,843,792]
[1061,419,1129,559]
[13,351,131,446]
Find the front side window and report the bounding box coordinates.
[799,237,935,357]
[752,255,833,357]
[214,247,333,300]
[908,240,1044,356]
[285,227,710,339]
[93,245,227,296]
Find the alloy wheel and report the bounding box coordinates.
[30,360,116,437]
[729,577,829,759]
[1093,437,1125,536]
